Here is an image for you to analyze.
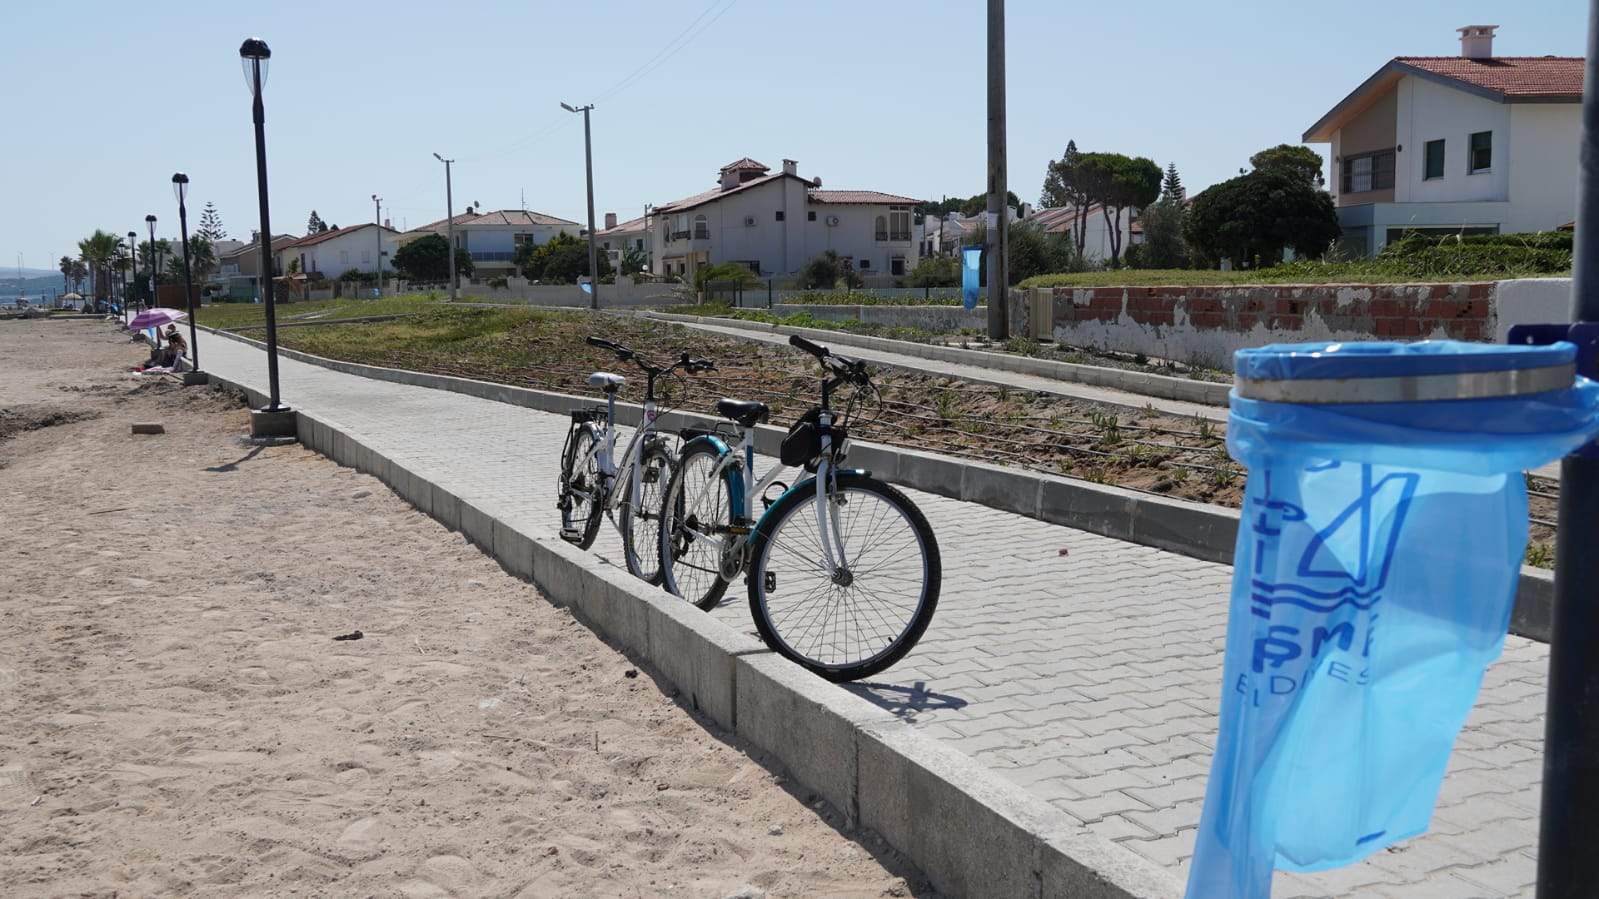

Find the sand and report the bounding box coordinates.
[0,319,929,898]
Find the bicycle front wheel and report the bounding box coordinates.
[660,439,737,610]
[746,472,940,682]
[621,442,675,584]
[558,423,604,550]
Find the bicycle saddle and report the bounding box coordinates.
[715,398,770,428]
[588,372,625,392]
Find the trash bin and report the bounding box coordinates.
[1187,340,1599,898]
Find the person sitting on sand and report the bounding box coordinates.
[165,329,188,371]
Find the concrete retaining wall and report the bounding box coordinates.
[649,312,1232,408]
[203,361,1184,899]
[201,325,1554,644]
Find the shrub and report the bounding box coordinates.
[907,255,961,287]
[797,251,863,290]
[487,276,509,289]
[694,262,762,291]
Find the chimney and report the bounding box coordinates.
[1458,24,1498,59]
[782,158,798,176]
[604,212,617,230]
[383,218,392,230]
[720,169,739,190]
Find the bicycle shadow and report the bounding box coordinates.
[844,680,967,722]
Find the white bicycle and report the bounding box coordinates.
[557,336,716,583]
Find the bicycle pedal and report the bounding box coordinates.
[559,527,581,541]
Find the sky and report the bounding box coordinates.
[0,0,1589,272]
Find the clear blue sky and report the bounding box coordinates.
[0,1,1588,271]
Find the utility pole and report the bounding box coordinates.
[985,0,1009,340]
[434,153,458,300]
[371,194,383,296]
[561,101,600,310]
[1538,2,1599,895]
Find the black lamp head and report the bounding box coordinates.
[145,214,157,223]
[239,38,270,60]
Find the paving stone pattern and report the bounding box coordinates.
[196,329,1545,897]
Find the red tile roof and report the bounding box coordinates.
[654,171,796,214]
[809,190,921,205]
[597,214,647,236]
[719,157,769,172]
[410,209,578,233]
[283,223,399,249]
[1396,56,1584,99]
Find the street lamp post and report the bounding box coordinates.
[433,153,457,301]
[126,231,138,323]
[560,101,600,310]
[172,172,205,383]
[240,37,294,438]
[145,214,158,337]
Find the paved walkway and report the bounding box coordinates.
[654,316,1229,422]
[194,328,1546,897]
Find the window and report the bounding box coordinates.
[1424,139,1445,180]
[693,214,709,239]
[889,209,912,241]
[1469,131,1492,174]
[890,256,906,276]
[671,214,690,241]
[875,215,888,241]
[860,259,871,269]
[513,233,535,247]
[774,210,785,222]
[1340,149,1395,193]
[807,210,817,221]
[634,238,644,251]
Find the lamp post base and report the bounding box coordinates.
[250,406,298,440]
[181,371,209,386]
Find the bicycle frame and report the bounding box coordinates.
[575,391,661,535]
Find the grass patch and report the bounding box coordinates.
[196,293,451,331]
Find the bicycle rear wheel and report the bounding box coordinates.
[558,423,604,550]
[660,440,737,610]
[621,442,675,584]
[746,472,940,682]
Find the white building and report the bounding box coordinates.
[1303,25,1582,257]
[649,157,921,281]
[278,223,401,278]
[597,212,649,273]
[1026,204,1138,264]
[402,208,582,278]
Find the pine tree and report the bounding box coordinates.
[197,202,227,241]
[1161,162,1185,203]
[308,210,327,234]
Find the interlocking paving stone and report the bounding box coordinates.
[195,328,1548,896]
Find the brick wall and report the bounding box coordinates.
[1013,282,1505,371]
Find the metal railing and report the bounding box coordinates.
[469,251,516,262]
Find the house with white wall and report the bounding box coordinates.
[402,208,581,279]
[597,212,649,273]
[278,223,401,278]
[1303,25,1582,257]
[1027,204,1138,263]
[649,157,920,281]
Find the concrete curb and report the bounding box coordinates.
[200,363,1185,899]
[647,311,1232,407]
[198,324,1554,643]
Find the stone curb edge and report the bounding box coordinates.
[645,311,1232,408]
[197,323,1553,644]
[199,363,1185,899]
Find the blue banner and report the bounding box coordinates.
[961,247,981,311]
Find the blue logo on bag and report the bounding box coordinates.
[1239,464,1418,701]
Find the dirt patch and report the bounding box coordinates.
[0,406,99,444]
[0,320,929,897]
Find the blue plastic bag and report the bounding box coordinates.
[1187,340,1599,898]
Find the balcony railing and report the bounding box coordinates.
[877,231,912,242]
[469,251,516,262]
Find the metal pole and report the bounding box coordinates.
[177,192,199,371]
[444,159,457,300]
[1538,2,1599,894]
[373,195,383,296]
[985,0,1009,341]
[581,105,600,310]
[250,59,284,411]
[127,231,137,323]
[146,217,158,341]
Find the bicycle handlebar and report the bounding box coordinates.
[788,334,827,359]
[787,334,870,385]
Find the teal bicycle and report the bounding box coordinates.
[659,335,941,682]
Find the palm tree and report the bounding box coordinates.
[77,230,120,302]
[58,256,75,291]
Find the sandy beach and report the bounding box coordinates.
[0,319,928,898]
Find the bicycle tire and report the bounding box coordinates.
[621,441,675,584]
[660,438,738,610]
[746,472,940,682]
[558,423,604,550]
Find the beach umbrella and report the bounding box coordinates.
[128,307,188,331]
[60,292,84,300]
